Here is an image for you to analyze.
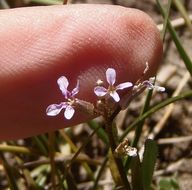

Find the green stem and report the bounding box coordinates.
[0,153,19,190]
[30,0,62,5]
[0,0,10,9]
[67,124,100,167]
[48,132,57,190]
[161,0,172,41]
[93,157,108,190]
[105,119,131,190]
[63,0,68,4]
[0,144,34,155]
[131,89,153,148]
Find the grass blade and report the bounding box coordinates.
[141,139,158,190]
[156,0,192,76]
[30,0,62,5]
[173,0,192,33]
[32,136,48,156]
[161,0,172,41]
[0,153,19,190]
[16,157,39,190]
[131,155,143,190]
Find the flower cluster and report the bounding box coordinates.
[46,66,165,120]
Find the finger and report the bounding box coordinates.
[0,4,162,140]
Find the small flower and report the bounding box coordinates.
[126,147,137,157]
[46,76,79,120]
[143,77,165,92]
[94,68,133,102]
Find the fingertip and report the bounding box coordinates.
[0,4,163,140]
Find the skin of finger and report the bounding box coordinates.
[0,4,162,140]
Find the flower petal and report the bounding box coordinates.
[110,91,120,102]
[106,68,116,85]
[57,76,69,98]
[71,80,80,97]
[116,82,133,90]
[155,86,165,92]
[46,103,67,116]
[94,86,107,97]
[64,105,75,120]
[126,147,137,157]
[143,80,153,89]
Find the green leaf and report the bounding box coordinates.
[161,0,172,41]
[141,139,158,190]
[131,155,143,190]
[158,178,180,190]
[108,149,123,187]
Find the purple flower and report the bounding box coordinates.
[46,76,79,120]
[143,77,165,92]
[94,68,133,102]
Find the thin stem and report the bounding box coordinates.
[63,0,68,4]
[93,157,108,190]
[131,88,153,148]
[105,119,131,190]
[0,0,10,9]
[30,0,62,5]
[0,144,35,155]
[60,130,94,179]
[61,162,78,190]
[173,0,192,33]
[48,132,57,190]
[161,0,172,41]
[20,153,102,168]
[67,124,101,168]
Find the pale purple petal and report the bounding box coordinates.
[64,105,75,120]
[46,103,67,116]
[57,76,69,98]
[94,86,107,97]
[71,80,80,97]
[143,81,153,89]
[155,86,165,92]
[116,82,133,90]
[127,147,137,157]
[110,91,120,102]
[106,68,116,85]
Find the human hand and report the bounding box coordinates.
[0,4,162,140]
